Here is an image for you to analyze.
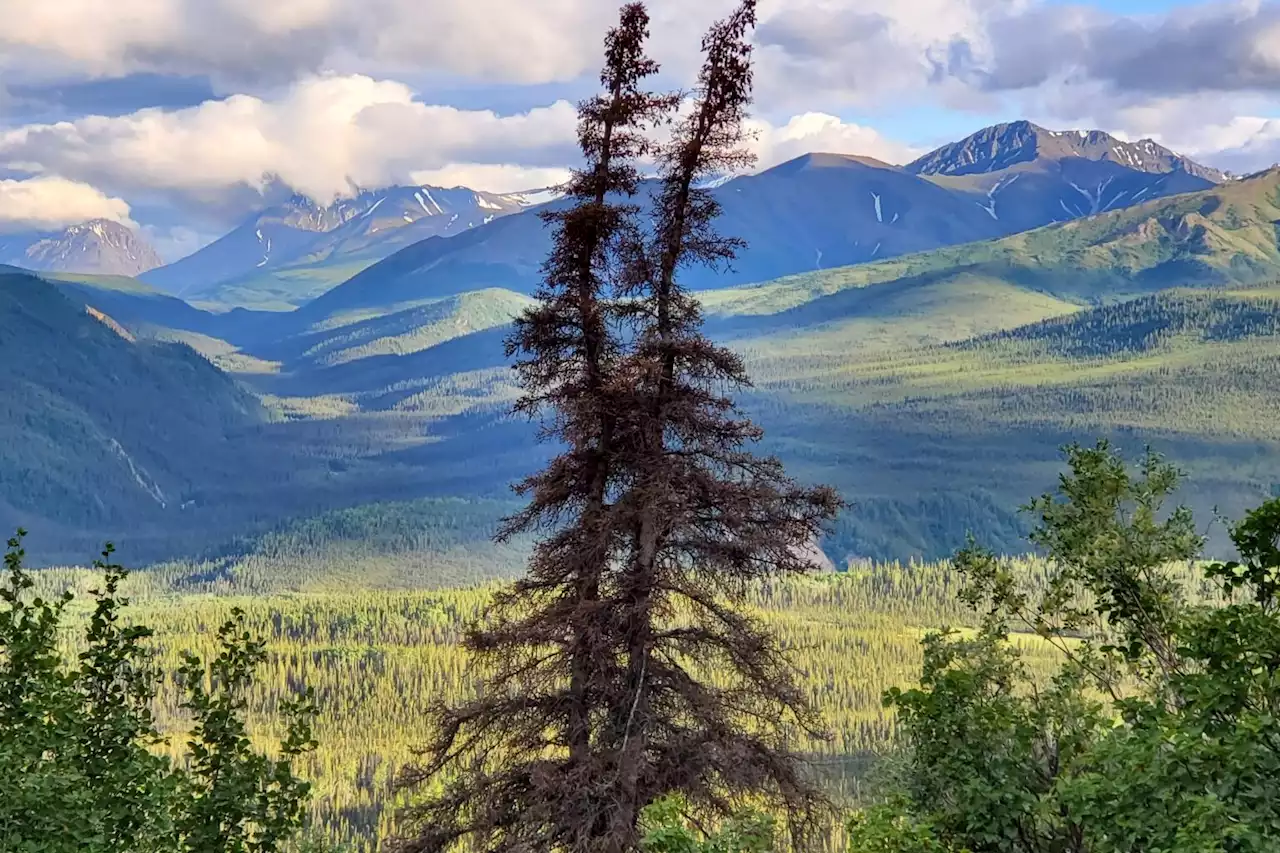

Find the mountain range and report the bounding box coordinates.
[2,121,1226,311]
[292,121,1228,321]
[140,185,547,310]
[7,118,1280,567]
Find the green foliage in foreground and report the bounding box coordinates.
[30,553,1076,851]
[856,442,1280,852]
[0,532,322,853]
[641,798,778,853]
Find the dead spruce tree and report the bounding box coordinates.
[605,0,841,844]
[392,6,673,853]
[393,3,840,852]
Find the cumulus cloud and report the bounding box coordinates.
[0,176,133,233]
[754,0,1016,111]
[5,0,1280,126]
[1087,93,1280,176]
[12,0,1275,163]
[968,1,1280,98]
[0,74,580,210]
[0,0,1043,112]
[0,0,616,86]
[0,69,922,227]
[723,0,1280,114]
[748,113,921,168]
[746,0,1280,129]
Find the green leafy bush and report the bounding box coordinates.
[866,442,1280,852]
[0,531,319,853]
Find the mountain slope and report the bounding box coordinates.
[299,127,1225,325]
[293,153,1014,325]
[0,220,164,276]
[0,271,265,546]
[8,268,279,350]
[910,121,1222,236]
[255,288,534,371]
[718,164,1280,311]
[143,186,530,309]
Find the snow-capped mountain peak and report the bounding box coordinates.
[0,219,163,277]
[907,120,1228,183]
[144,183,532,300]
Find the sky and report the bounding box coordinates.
[3,0,1280,260]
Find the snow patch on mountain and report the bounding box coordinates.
[1067,177,1118,215]
[511,188,565,207]
[696,174,737,190]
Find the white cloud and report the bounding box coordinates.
[748,112,921,168]
[0,0,1035,111]
[971,1,1280,97]
[5,0,1280,143]
[0,0,615,86]
[0,176,133,233]
[0,68,919,222]
[747,0,1280,139]
[0,74,580,208]
[1117,104,1280,176]
[753,0,1020,111]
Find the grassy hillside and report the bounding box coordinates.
[187,259,380,313]
[259,288,534,369]
[709,272,1081,353]
[718,166,1280,312]
[732,285,1280,556]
